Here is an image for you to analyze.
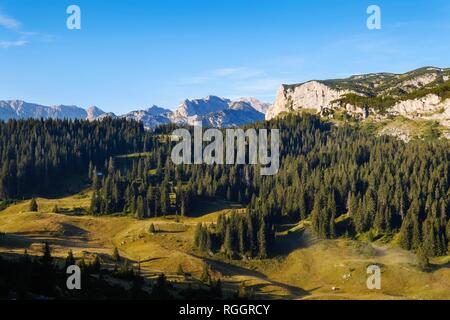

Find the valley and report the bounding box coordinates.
[1,67,450,300]
[1,192,449,300]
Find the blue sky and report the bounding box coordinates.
[0,0,449,114]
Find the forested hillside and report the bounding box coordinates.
[0,118,148,199]
[2,115,450,261]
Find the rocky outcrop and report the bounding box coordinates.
[399,73,438,91]
[266,81,354,120]
[388,95,450,126]
[86,106,107,121]
[266,67,450,127]
[389,94,443,117]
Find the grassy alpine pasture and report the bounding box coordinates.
[0,192,449,300]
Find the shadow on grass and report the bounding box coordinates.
[194,254,311,299]
[188,197,243,218]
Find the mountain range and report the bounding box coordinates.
[2,66,449,135]
[0,96,268,129]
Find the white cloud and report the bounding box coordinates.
[0,13,21,30]
[238,78,283,92]
[0,40,28,48]
[178,67,264,85]
[211,67,262,79]
[0,11,53,49]
[211,67,243,77]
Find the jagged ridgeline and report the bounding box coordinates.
[1,114,450,260]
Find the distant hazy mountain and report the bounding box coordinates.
[0,100,88,120]
[121,106,172,128]
[169,96,265,127]
[236,97,271,114]
[86,106,107,121]
[0,96,269,128]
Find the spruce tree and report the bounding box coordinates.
[29,198,38,212]
[258,219,267,259]
[41,242,53,267]
[51,204,59,214]
[65,249,76,269]
[135,195,145,219]
[177,263,184,276]
[113,247,121,263]
[200,264,212,285]
[223,223,234,257]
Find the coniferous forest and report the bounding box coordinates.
[1,114,450,263]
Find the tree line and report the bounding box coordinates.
[0,118,149,200]
[2,115,450,260]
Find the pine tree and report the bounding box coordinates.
[92,167,101,190]
[417,247,430,272]
[200,264,212,285]
[223,223,234,257]
[113,247,121,263]
[299,191,307,220]
[177,263,184,276]
[77,258,87,271]
[194,223,203,248]
[246,214,255,257]
[398,214,413,250]
[211,278,223,298]
[217,214,226,242]
[90,191,101,215]
[41,242,53,266]
[205,229,212,252]
[146,185,154,217]
[29,198,38,212]
[160,180,171,216]
[327,192,336,239]
[65,249,76,269]
[258,218,267,259]
[238,218,246,256]
[91,255,101,273]
[135,195,145,219]
[88,161,94,181]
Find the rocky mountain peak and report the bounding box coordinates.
[266,67,450,123]
[86,106,106,121]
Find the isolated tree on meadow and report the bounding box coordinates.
[200,264,212,285]
[113,247,121,263]
[41,242,53,267]
[91,255,101,273]
[65,250,76,269]
[29,198,38,212]
[177,263,184,276]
